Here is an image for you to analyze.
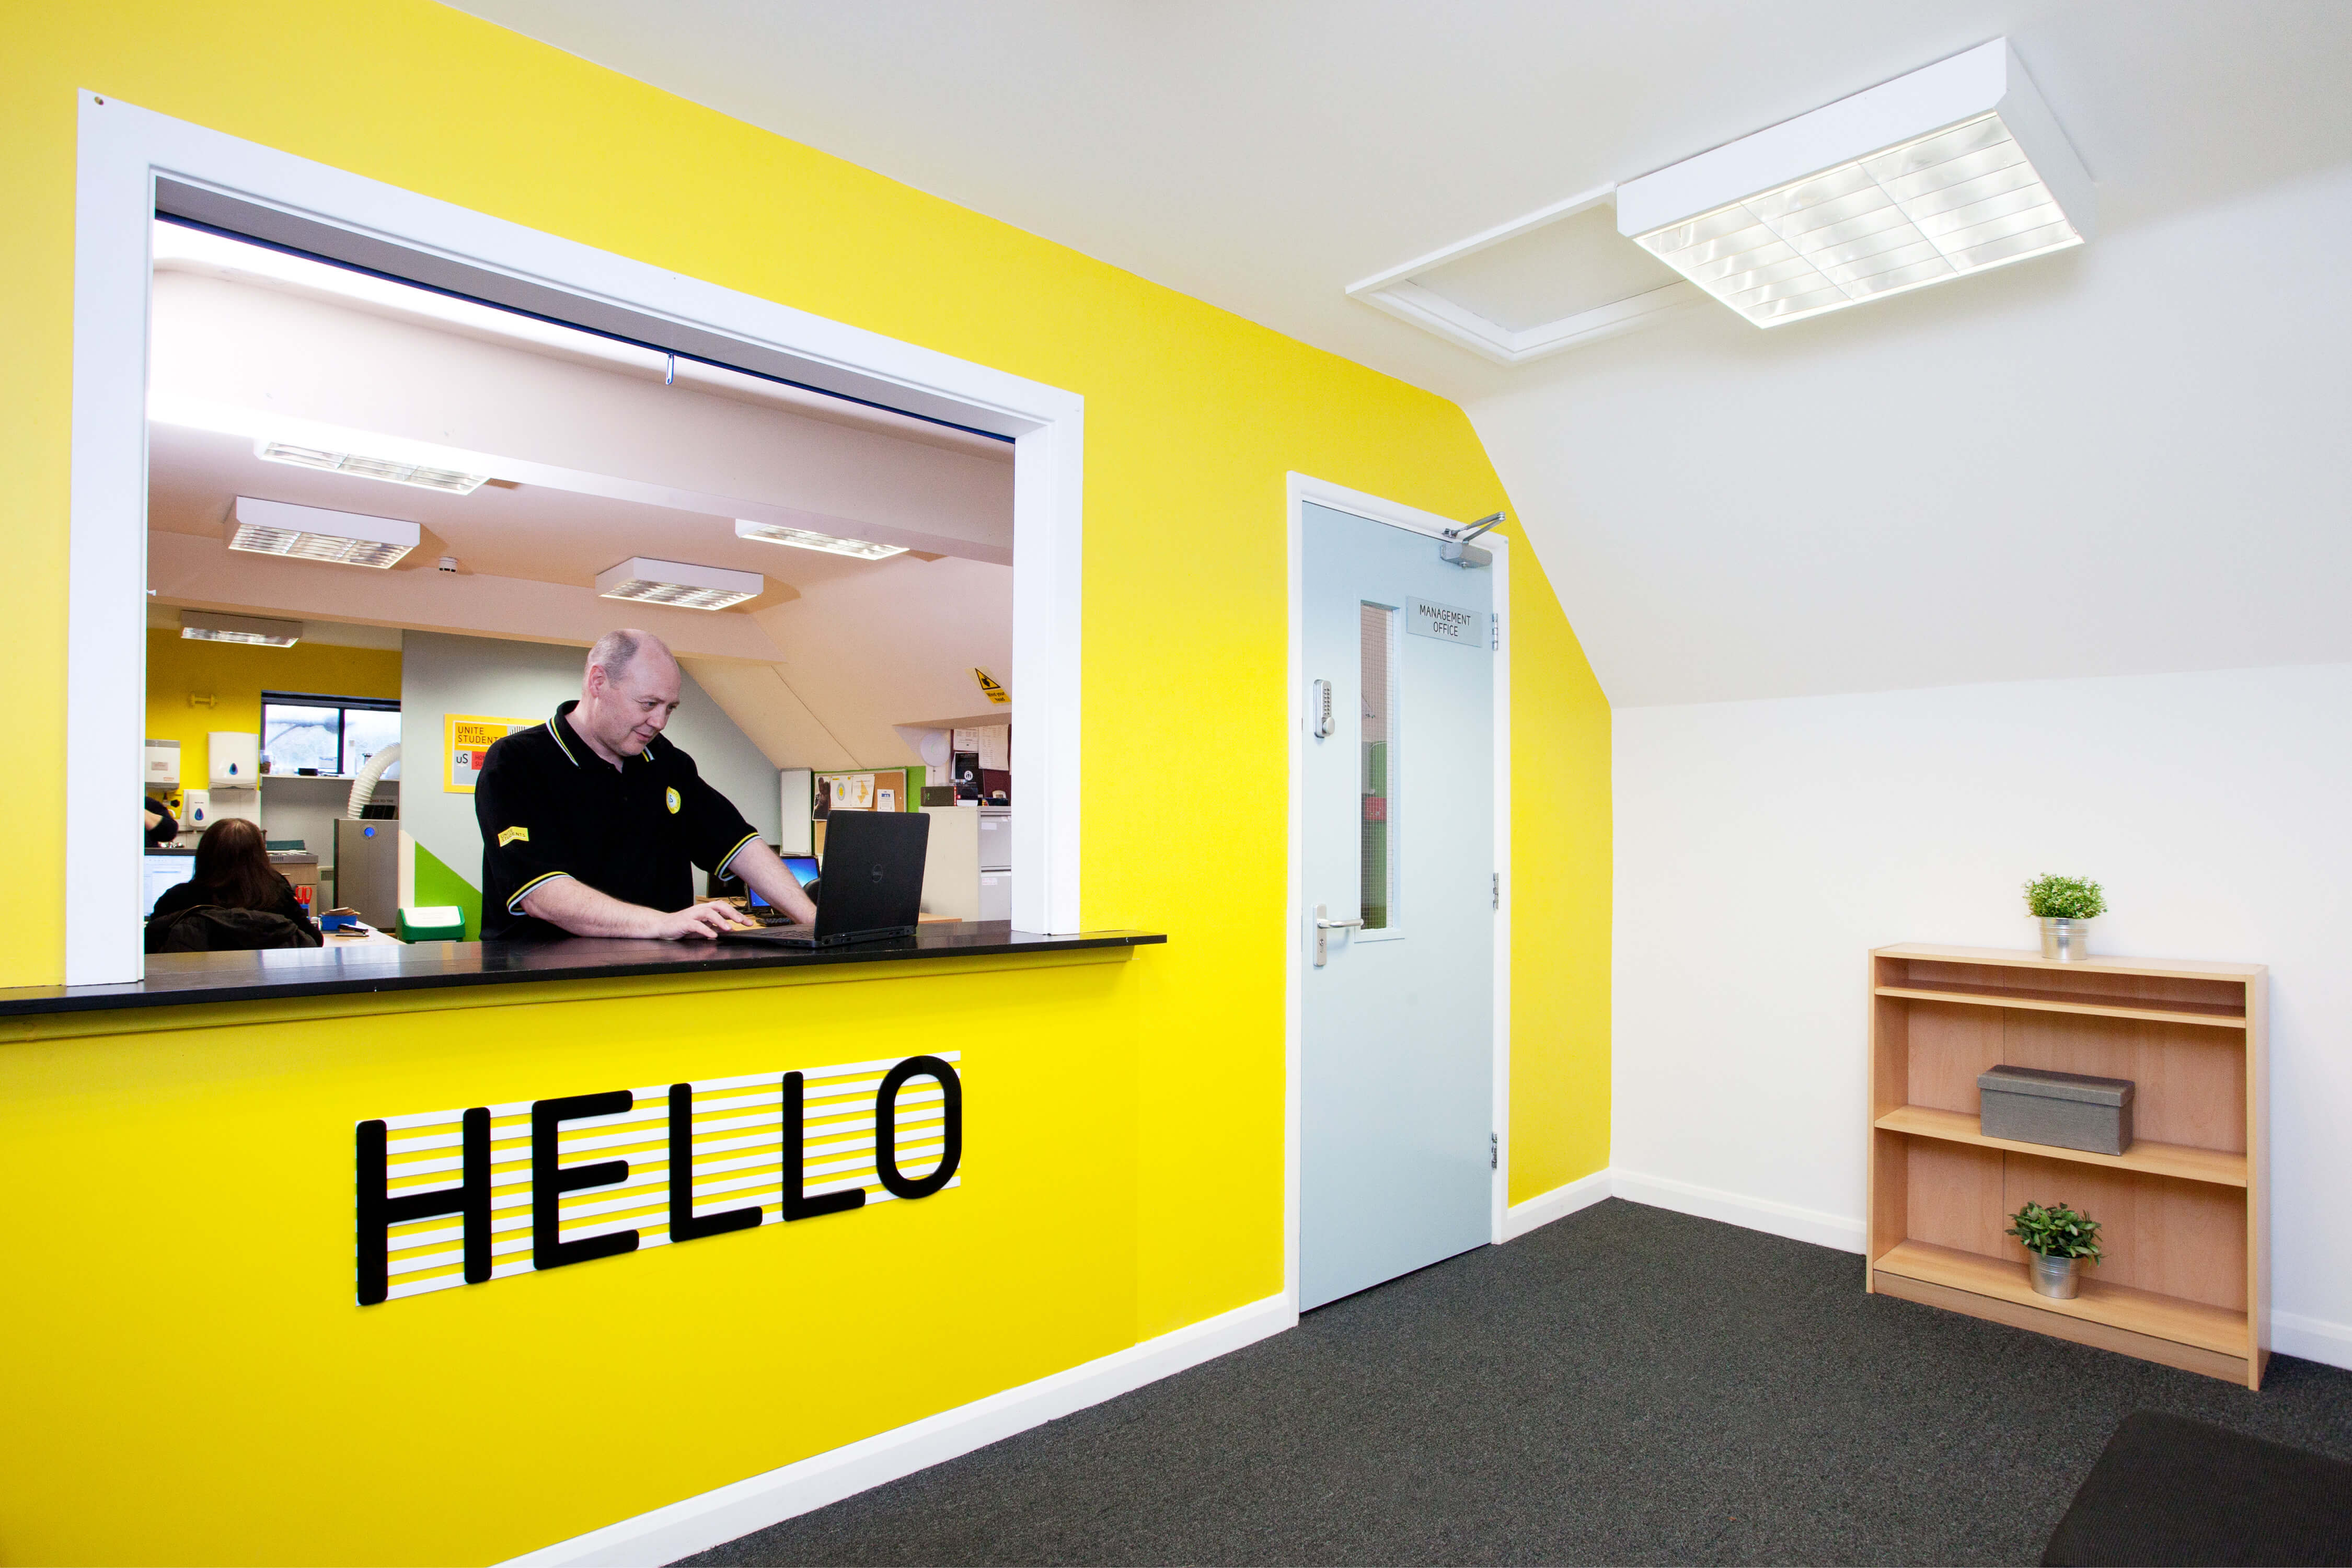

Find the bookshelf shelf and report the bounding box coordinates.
[1874,1105,2248,1187]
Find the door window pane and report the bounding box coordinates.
[341,707,401,776]
[1360,603,1397,929]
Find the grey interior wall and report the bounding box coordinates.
[258,776,400,876]
[400,631,782,891]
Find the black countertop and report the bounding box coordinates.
[0,923,1164,1018]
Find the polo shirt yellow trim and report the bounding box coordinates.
[506,870,573,914]
[712,829,762,879]
[545,717,580,767]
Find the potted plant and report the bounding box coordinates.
[2007,1200,2102,1299]
[2024,873,2107,962]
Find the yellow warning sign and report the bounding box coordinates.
[972,668,1010,706]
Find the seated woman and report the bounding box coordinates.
[146,818,322,952]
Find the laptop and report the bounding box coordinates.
[718,810,929,948]
[739,855,821,924]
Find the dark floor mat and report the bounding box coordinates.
[2043,1409,2352,1566]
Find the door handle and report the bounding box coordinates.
[1313,903,1363,967]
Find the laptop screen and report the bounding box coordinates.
[746,856,821,909]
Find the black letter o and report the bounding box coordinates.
[874,1055,962,1200]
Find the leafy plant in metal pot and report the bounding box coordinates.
[2024,873,2107,962]
[2008,1200,2102,1299]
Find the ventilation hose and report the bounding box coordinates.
[345,743,401,817]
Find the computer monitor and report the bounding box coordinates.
[745,855,821,909]
[143,852,195,917]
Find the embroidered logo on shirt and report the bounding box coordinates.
[665,787,682,814]
[498,826,530,846]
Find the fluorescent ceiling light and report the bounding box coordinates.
[1618,39,2092,328]
[227,495,420,569]
[595,556,764,612]
[256,440,490,494]
[180,609,302,647]
[733,518,907,560]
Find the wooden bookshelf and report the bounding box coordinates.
[1866,943,2268,1389]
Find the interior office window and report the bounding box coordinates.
[1359,602,1397,930]
[261,693,400,777]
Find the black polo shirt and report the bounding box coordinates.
[475,701,762,941]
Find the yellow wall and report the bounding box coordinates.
[143,628,402,800]
[2,4,1611,1562]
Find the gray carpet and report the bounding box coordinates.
[681,1199,2352,1566]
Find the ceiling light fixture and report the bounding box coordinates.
[180,609,302,647]
[594,557,764,612]
[1618,39,2092,329]
[733,519,907,560]
[256,440,490,494]
[227,495,421,569]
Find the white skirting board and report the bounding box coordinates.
[1501,1167,1614,1240]
[1606,1167,1867,1254]
[500,1293,1294,1567]
[2274,1308,2352,1370]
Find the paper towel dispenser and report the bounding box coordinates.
[209,731,259,787]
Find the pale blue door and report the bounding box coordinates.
[1300,501,1495,1311]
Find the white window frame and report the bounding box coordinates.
[68,91,1085,983]
[1283,472,1515,1303]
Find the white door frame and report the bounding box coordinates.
[1284,472,1513,1315]
[67,91,1086,983]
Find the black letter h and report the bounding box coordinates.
[356,1108,491,1306]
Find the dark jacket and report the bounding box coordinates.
[146,878,320,952]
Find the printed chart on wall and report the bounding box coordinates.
[445,714,536,793]
[816,771,879,814]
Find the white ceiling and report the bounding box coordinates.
[448,1,2352,402]
[444,2,2352,706]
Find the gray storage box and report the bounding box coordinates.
[1978,1064,2135,1156]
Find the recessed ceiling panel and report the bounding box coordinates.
[1412,204,1685,335]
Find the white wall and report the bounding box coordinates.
[1614,661,2352,1369]
[1474,160,2352,707]
[400,631,781,892]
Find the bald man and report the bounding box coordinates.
[474,629,820,940]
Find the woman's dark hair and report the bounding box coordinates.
[187,817,291,910]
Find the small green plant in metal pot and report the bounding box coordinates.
[2008,1200,2103,1299]
[2024,874,2107,962]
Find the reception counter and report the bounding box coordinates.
[0,917,1175,1565]
[0,921,1165,1017]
